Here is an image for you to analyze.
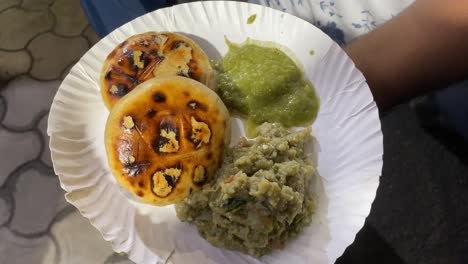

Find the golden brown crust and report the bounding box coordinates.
[100,32,214,109]
[105,77,230,206]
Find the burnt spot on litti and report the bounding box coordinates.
[113,68,137,84]
[109,84,129,97]
[124,50,137,70]
[148,49,165,62]
[177,70,189,77]
[186,100,207,111]
[152,164,182,197]
[187,65,195,79]
[146,109,157,118]
[154,116,179,153]
[132,50,145,69]
[139,39,149,47]
[123,161,151,177]
[143,53,153,68]
[171,40,186,50]
[187,101,197,110]
[149,49,158,57]
[147,53,166,71]
[153,92,166,103]
[187,59,199,78]
[189,117,211,148]
[105,70,112,80]
[156,54,166,63]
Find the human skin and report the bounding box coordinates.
[344,0,468,111]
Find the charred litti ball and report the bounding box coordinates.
[100,32,214,109]
[105,77,230,206]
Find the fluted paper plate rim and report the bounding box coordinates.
[48,1,383,263]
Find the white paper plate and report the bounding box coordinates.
[48,1,383,263]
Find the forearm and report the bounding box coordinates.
[344,0,468,110]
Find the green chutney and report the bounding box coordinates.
[215,39,319,134]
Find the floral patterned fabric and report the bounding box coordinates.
[249,0,414,45]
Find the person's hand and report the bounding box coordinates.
[344,0,468,110]
[414,0,468,31]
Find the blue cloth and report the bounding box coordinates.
[80,0,171,38]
